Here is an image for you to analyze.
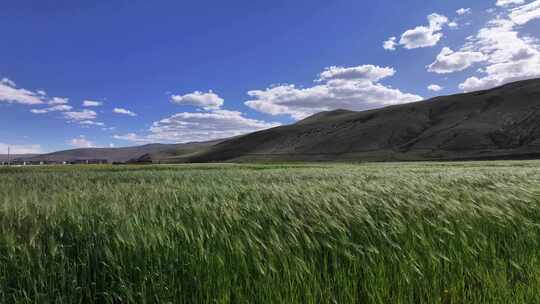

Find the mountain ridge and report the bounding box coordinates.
[6,78,540,164]
[179,78,540,162]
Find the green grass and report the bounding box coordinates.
[1,161,540,303]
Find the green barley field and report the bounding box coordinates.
[1,162,540,303]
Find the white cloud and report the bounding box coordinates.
[57,109,105,127]
[113,107,137,117]
[245,64,422,120]
[460,58,540,91]
[68,136,96,148]
[465,19,532,63]
[30,104,73,114]
[448,21,459,28]
[30,109,49,114]
[428,47,486,74]
[80,120,105,126]
[0,78,44,105]
[0,142,43,154]
[427,84,443,92]
[428,13,449,30]
[458,14,540,91]
[497,0,526,7]
[0,78,71,107]
[49,97,69,105]
[30,96,72,114]
[399,13,449,49]
[171,90,224,110]
[113,133,143,143]
[82,100,103,107]
[1,78,16,87]
[400,27,442,49]
[509,0,540,25]
[64,109,97,121]
[115,109,280,143]
[52,105,73,111]
[457,8,471,15]
[318,65,395,82]
[383,37,397,51]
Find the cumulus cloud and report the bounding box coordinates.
[398,13,449,49]
[114,109,280,143]
[458,13,540,91]
[509,0,540,25]
[30,109,49,114]
[80,120,105,126]
[82,100,103,107]
[171,90,224,110]
[383,37,397,51]
[464,19,531,63]
[113,133,143,143]
[30,96,73,114]
[0,78,73,109]
[68,136,96,148]
[318,65,395,82]
[30,104,73,114]
[1,78,16,87]
[63,110,104,126]
[427,84,443,92]
[427,47,486,74]
[0,142,43,154]
[456,8,471,15]
[460,58,540,91]
[49,97,69,105]
[496,0,526,7]
[0,78,44,105]
[52,105,73,111]
[64,109,97,121]
[244,64,422,120]
[113,107,137,117]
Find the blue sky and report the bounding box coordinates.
[1,0,539,153]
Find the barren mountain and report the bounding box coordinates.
[10,78,540,164]
[179,78,540,162]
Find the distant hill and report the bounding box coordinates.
[24,140,222,163]
[0,155,38,162]
[179,78,540,162]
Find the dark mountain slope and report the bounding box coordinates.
[182,78,540,162]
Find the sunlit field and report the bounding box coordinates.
[1,162,540,303]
